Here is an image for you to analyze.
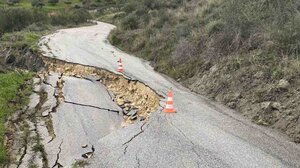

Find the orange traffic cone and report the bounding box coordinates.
[117,58,123,73]
[163,90,176,113]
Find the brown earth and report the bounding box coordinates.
[44,57,161,123]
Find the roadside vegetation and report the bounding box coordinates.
[0,0,94,165]
[0,71,33,164]
[1,0,300,165]
[108,0,300,143]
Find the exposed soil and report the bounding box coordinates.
[183,55,300,143]
[43,57,161,123]
[0,47,45,72]
[4,51,161,167]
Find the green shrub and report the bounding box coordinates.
[31,0,45,8]
[121,14,139,30]
[1,31,41,51]
[48,0,58,5]
[50,9,91,26]
[0,8,47,35]
[6,0,20,5]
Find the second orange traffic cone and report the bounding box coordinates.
[117,58,123,73]
[163,90,176,113]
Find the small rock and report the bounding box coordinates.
[81,144,88,148]
[128,110,137,117]
[116,98,124,106]
[124,100,131,104]
[122,110,129,115]
[140,116,146,121]
[278,79,289,90]
[82,152,93,159]
[271,102,281,110]
[42,110,50,117]
[130,115,137,120]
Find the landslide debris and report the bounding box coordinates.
[44,57,161,123]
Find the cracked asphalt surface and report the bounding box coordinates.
[40,74,122,167]
[39,22,300,167]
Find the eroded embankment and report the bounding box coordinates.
[6,56,161,167]
[43,57,161,123]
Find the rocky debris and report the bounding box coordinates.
[277,79,290,90]
[44,57,161,123]
[271,102,281,110]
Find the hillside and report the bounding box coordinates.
[108,0,300,143]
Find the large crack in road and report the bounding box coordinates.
[10,21,300,168]
[44,57,161,123]
[8,56,161,167]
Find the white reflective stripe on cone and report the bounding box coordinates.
[165,104,174,109]
[167,97,173,102]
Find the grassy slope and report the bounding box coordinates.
[108,0,300,143]
[0,2,95,164]
[0,72,33,164]
[0,0,81,11]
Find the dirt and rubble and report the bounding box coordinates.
[44,57,161,123]
[5,55,161,167]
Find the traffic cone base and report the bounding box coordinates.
[163,108,176,113]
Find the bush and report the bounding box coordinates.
[121,14,139,30]
[48,0,58,5]
[64,0,72,4]
[31,0,45,7]
[0,8,47,35]
[6,0,20,5]
[50,9,91,26]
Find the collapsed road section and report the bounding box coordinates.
[44,57,161,123]
[6,57,161,168]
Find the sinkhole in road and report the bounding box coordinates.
[43,57,161,124]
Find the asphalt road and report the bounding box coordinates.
[38,73,122,167]
[39,22,300,168]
